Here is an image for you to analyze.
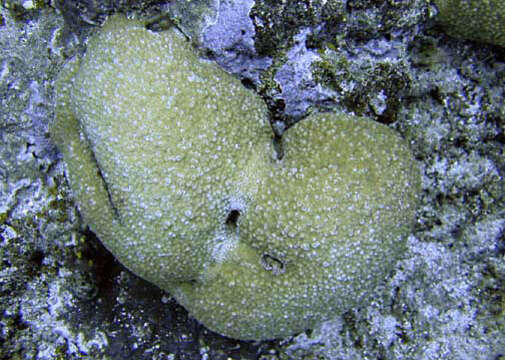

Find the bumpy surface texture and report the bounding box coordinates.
[433,0,505,47]
[52,15,420,340]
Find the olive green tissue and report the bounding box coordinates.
[52,15,420,340]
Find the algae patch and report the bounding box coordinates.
[52,15,420,340]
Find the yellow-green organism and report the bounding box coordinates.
[52,15,420,340]
[433,0,505,47]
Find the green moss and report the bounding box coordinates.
[311,55,349,93]
[311,50,411,120]
[433,0,505,47]
[52,15,420,340]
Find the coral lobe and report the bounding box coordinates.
[52,15,420,340]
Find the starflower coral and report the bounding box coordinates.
[433,0,505,47]
[52,15,420,340]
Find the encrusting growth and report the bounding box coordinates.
[52,15,421,340]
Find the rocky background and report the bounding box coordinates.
[0,1,503,359]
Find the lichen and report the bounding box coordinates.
[51,15,420,340]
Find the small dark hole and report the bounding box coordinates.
[225,209,240,227]
[241,77,255,90]
[30,250,44,268]
[261,253,285,275]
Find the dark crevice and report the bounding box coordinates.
[79,228,122,315]
[95,164,121,221]
[29,249,44,268]
[83,131,122,222]
[240,77,255,90]
[273,133,284,160]
[225,209,241,228]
